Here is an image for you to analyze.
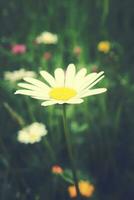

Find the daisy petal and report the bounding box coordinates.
[80,88,107,98]
[18,83,39,91]
[79,71,104,91]
[54,68,65,87]
[78,73,97,90]
[67,98,84,104]
[23,77,50,90]
[74,68,87,89]
[32,96,49,100]
[41,100,57,106]
[15,89,37,96]
[40,71,55,87]
[15,89,49,99]
[57,101,64,104]
[88,75,105,89]
[65,64,76,87]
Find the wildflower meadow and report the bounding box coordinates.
[0,1,134,200]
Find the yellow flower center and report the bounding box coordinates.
[98,41,110,53]
[49,87,77,101]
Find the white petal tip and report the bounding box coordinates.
[57,102,64,104]
[68,63,75,68]
[98,88,107,93]
[17,83,23,86]
[23,77,29,81]
[99,71,104,75]
[103,88,107,92]
[40,70,47,76]
[40,70,45,74]
[67,99,84,104]
[41,102,51,106]
[41,103,46,107]
[99,88,107,94]
[14,91,20,94]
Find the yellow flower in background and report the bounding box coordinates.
[15,64,107,106]
[4,69,36,83]
[79,181,94,197]
[68,180,95,198]
[17,122,47,144]
[97,41,111,53]
[35,31,58,44]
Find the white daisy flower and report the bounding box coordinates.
[35,31,58,44]
[17,122,47,144]
[15,64,107,107]
[4,69,36,83]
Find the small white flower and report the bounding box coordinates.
[4,69,36,82]
[35,31,58,44]
[17,122,47,144]
[15,64,107,107]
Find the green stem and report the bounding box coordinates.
[44,139,57,163]
[62,105,81,200]
[3,103,25,127]
[25,97,36,122]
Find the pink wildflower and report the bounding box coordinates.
[11,44,26,54]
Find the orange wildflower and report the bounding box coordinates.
[68,180,95,198]
[51,165,63,174]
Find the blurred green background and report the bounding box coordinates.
[0,0,134,200]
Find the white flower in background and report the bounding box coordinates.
[17,122,47,144]
[35,31,58,44]
[15,64,107,107]
[4,69,36,82]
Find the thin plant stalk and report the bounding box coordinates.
[3,102,25,127]
[62,105,81,199]
[44,139,57,163]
